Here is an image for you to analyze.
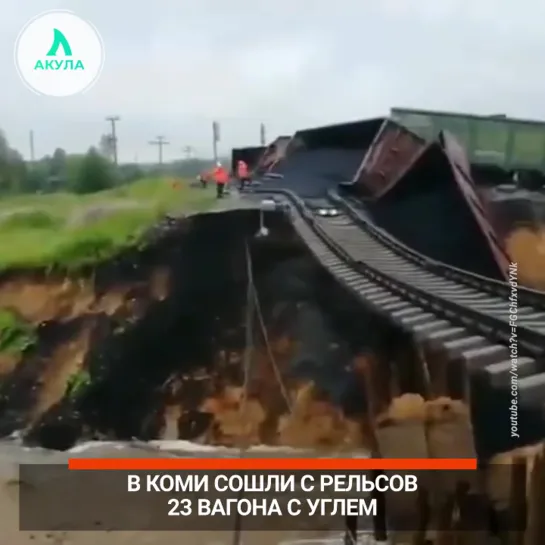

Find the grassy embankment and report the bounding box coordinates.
[0,177,215,271]
[0,178,215,356]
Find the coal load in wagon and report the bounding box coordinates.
[263,119,384,198]
[366,141,507,279]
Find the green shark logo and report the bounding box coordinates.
[17,10,104,95]
[46,28,72,56]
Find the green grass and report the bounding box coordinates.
[0,310,36,355]
[0,177,216,270]
[65,369,91,399]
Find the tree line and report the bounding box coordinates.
[0,129,224,196]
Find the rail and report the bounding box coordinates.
[328,190,545,309]
[252,187,545,359]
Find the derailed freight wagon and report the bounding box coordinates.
[231,146,266,175]
[391,107,545,189]
[262,119,384,196]
[253,136,292,175]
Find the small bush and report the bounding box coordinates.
[65,369,91,399]
[0,176,215,270]
[0,310,36,354]
[72,147,115,194]
[111,186,128,198]
[0,209,61,230]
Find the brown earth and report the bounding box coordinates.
[0,211,379,451]
[504,226,545,289]
[0,267,170,434]
[0,209,383,544]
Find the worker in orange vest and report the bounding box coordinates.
[236,160,251,190]
[212,162,229,198]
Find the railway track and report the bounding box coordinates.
[331,191,545,310]
[251,187,545,453]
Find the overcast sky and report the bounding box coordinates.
[2,0,545,162]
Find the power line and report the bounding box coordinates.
[149,136,169,165]
[105,116,120,165]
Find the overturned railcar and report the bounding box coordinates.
[230,146,266,174]
[391,106,545,189]
[253,136,292,175]
[276,118,384,176]
[356,128,510,280]
[261,119,384,197]
[285,118,384,153]
[350,118,427,199]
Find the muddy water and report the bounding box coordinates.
[0,439,380,545]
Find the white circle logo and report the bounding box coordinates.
[14,10,105,97]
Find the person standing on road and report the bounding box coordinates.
[198,170,209,188]
[213,162,229,198]
[236,159,250,190]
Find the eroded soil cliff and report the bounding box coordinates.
[0,210,397,451]
[484,190,545,288]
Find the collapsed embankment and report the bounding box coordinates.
[0,207,537,459]
[0,209,405,452]
[482,188,545,289]
[3,208,545,542]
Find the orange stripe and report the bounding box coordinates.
[68,458,477,471]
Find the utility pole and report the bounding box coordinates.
[149,136,169,165]
[182,145,194,160]
[105,115,120,165]
[260,123,266,146]
[29,130,35,163]
[212,121,220,163]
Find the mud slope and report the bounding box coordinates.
[483,188,545,288]
[0,209,404,451]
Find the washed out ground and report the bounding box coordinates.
[2,179,542,544]
[0,182,390,544]
[0,182,386,451]
[483,187,545,288]
[0,178,217,438]
[2,179,541,449]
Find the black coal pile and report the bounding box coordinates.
[262,149,364,198]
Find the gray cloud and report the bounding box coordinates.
[2,0,545,162]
